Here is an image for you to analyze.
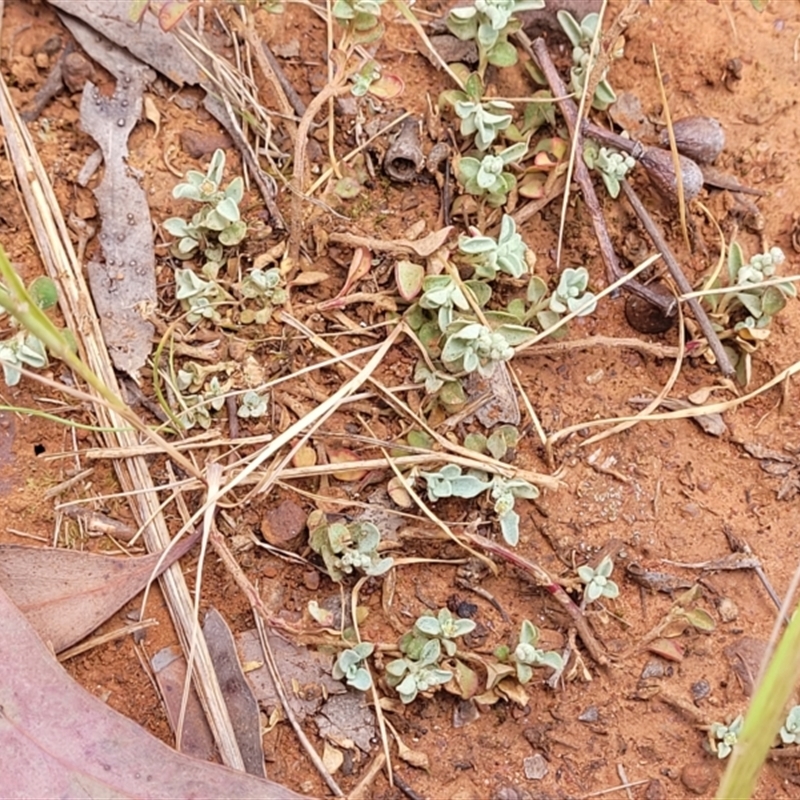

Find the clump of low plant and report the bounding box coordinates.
[696,243,797,385]
[456,142,528,207]
[441,73,513,151]
[164,149,247,269]
[557,10,617,110]
[386,608,475,704]
[509,619,563,682]
[419,464,539,545]
[583,143,635,198]
[447,0,545,74]
[332,0,386,43]
[308,513,394,582]
[333,642,374,690]
[458,214,529,279]
[710,715,744,759]
[780,705,800,745]
[577,554,620,604]
[0,276,59,387]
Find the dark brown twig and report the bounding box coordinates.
[619,179,735,377]
[525,36,676,316]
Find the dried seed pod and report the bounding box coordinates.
[659,116,725,164]
[384,117,424,183]
[639,147,704,202]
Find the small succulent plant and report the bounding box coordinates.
[237,390,269,419]
[557,11,617,111]
[490,476,539,546]
[457,143,528,206]
[458,214,529,279]
[164,149,247,265]
[710,715,743,759]
[174,269,227,325]
[583,143,636,198]
[332,642,374,691]
[512,620,563,683]
[418,275,478,331]
[0,331,47,387]
[447,0,545,71]
[385,638,453,704]
[780,706,800,745]
[414,608,477,657]
[577,555,620,603]
[309,517,394,582]
[441,321,525,376]
[549,267,598,317]
[421,464,491,500]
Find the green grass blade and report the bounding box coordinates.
[717,582,800,798]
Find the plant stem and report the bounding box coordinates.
[619,179,735,377]
[465,532,609,666]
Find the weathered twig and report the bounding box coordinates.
[526,35,676,316]
[619,179,735,377]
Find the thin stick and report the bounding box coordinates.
[619,179,735,377]
[288,70,350,265]
[253,609,344,796]
[527,36,675,316]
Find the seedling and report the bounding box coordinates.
[174,268,228,325]
[696,243,797,384]
[0,276,59,386]
[238,266,287,324]
[309,516,394,582]
[163,149,247,267]
[418,275,489,331]
[349,60,404,99]
[447,0,545,73]
[237,390,268,419]
[577,555,620,603]
[549,267,598,316]
[332,0,386,41]
[413,608,477,657]
[780,706,800,745]
[710,715,744,759]
[0,332,47,387]
[583,143,635,198]
[458,214,529,279]
[441,319,535,376]
[456,143,528,207]
[421,464,491,500]
[332,642,374,691]
[511,620,563,683]
[420,465,538,546]
[385,638,453,704]
[490,476,539,546]
[556,10,617,110]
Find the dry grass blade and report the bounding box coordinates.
[0,74,245,770]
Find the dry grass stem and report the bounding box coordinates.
[0,73,245,769]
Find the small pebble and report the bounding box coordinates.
[680,762,715,795]
[691,679,711,702]
[645,779,667,800]
[578,705,599,723]
[62,51,95,93]
[718,597,739,622]
[523,753,548,781]
[302,570,320,591]
[640,659,666,679]
[624,291,676,334]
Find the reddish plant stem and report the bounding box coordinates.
[465,533,609,667]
